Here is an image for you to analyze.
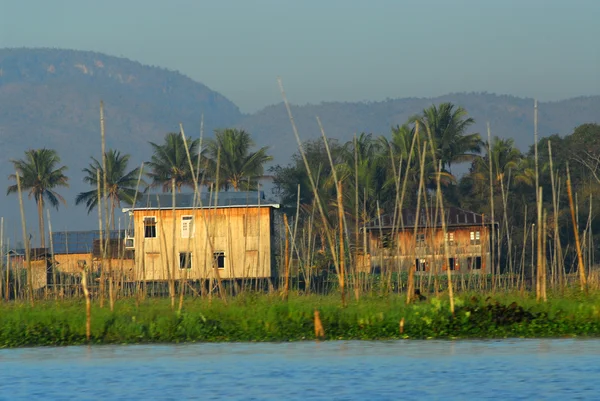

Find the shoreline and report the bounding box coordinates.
[1,291,599,348]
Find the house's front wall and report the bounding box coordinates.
[369,225,492,273]
[133,206,273,280]
[54,253,135,278]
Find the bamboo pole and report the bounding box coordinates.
[5,238,10,302]
[96,168,105,307]
[542,208,548,301]
[99,101,114,311]
[487,123,496,290]
[46,209,57,300]
[16,173,34,306]
[566,163,587,291]
[283,213,290,300]
[79,260,91,342]
[423,119,454,313]
[536,186,543,301]
[548,141,560,290]
[354,135,361,300]
[277,78,342,291]
[519,205,528,294]
[337,181,346,306]
[170,178,177,310]
[0,217,3,302]
[406,141,427,305]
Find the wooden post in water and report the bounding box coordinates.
[314,309,325,340]
[79,260,91,342]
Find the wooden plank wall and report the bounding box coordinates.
[133,207,274,280]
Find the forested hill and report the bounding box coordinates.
[239,94,600,163]
[1,47,599,233]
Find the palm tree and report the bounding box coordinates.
[471,137,534,188]
[75,150,144,228]
[146,132,201,192]
[7,149,69,249]
[338,133,387,215]
[207,129,273,191]
[412,102,482,174]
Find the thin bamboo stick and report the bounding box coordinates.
[16,173,33,306]
[566,163,587,291]
[537,186,543,301]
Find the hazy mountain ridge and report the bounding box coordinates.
[0,48,599,234]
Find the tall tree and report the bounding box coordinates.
[146,132,201,192]
[7,149,69,248]
[338,133,387,216]
[207,128,273,191]
[76,150,144,228]
[271,138,343,213]
[412,102,482,174]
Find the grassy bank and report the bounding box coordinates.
[1,290,600,347]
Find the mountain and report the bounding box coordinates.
[1,48,599,239]
[0,48,243,239]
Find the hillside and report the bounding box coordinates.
[238,93,600,164]
[0,48,243,236]
[1,48,600,236]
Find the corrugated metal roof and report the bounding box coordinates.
[367,207,494,230]
[130,191,279,210]
[51,230,125,254]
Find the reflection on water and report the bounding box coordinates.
[1,339,599,400]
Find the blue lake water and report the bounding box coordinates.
[1,339,599,400]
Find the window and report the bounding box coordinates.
[213,252,225,269]
[416,233,426,246]
[445,232,455,246]
[468,256,482,270]
[470,231,481,245]
[144,217,157,238]
[447,257,457,271]
[179,252,192,269]
[181,216,193,238]
[415,258,427,272]
[124,237,134,249]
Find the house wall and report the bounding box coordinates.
[54,253,135,279]
[369,225,492,274]
[132,206,274,281]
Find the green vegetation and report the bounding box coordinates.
[4,98,600,346]
[7,148,69,249]
[1,291,600,347]
[75,149,143,226]
[207,128,273,191]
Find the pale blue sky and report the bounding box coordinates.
[1,0,599,113]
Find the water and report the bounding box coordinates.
[1,340,599,400]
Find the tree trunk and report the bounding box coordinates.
[37,195,45,249]
[111,195,116,231]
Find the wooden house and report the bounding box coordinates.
[123,191,281,281]
[366,207,496,274]
[51,230,135,279]
[8,248,54,290]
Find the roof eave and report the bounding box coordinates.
[123,204,281,213]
